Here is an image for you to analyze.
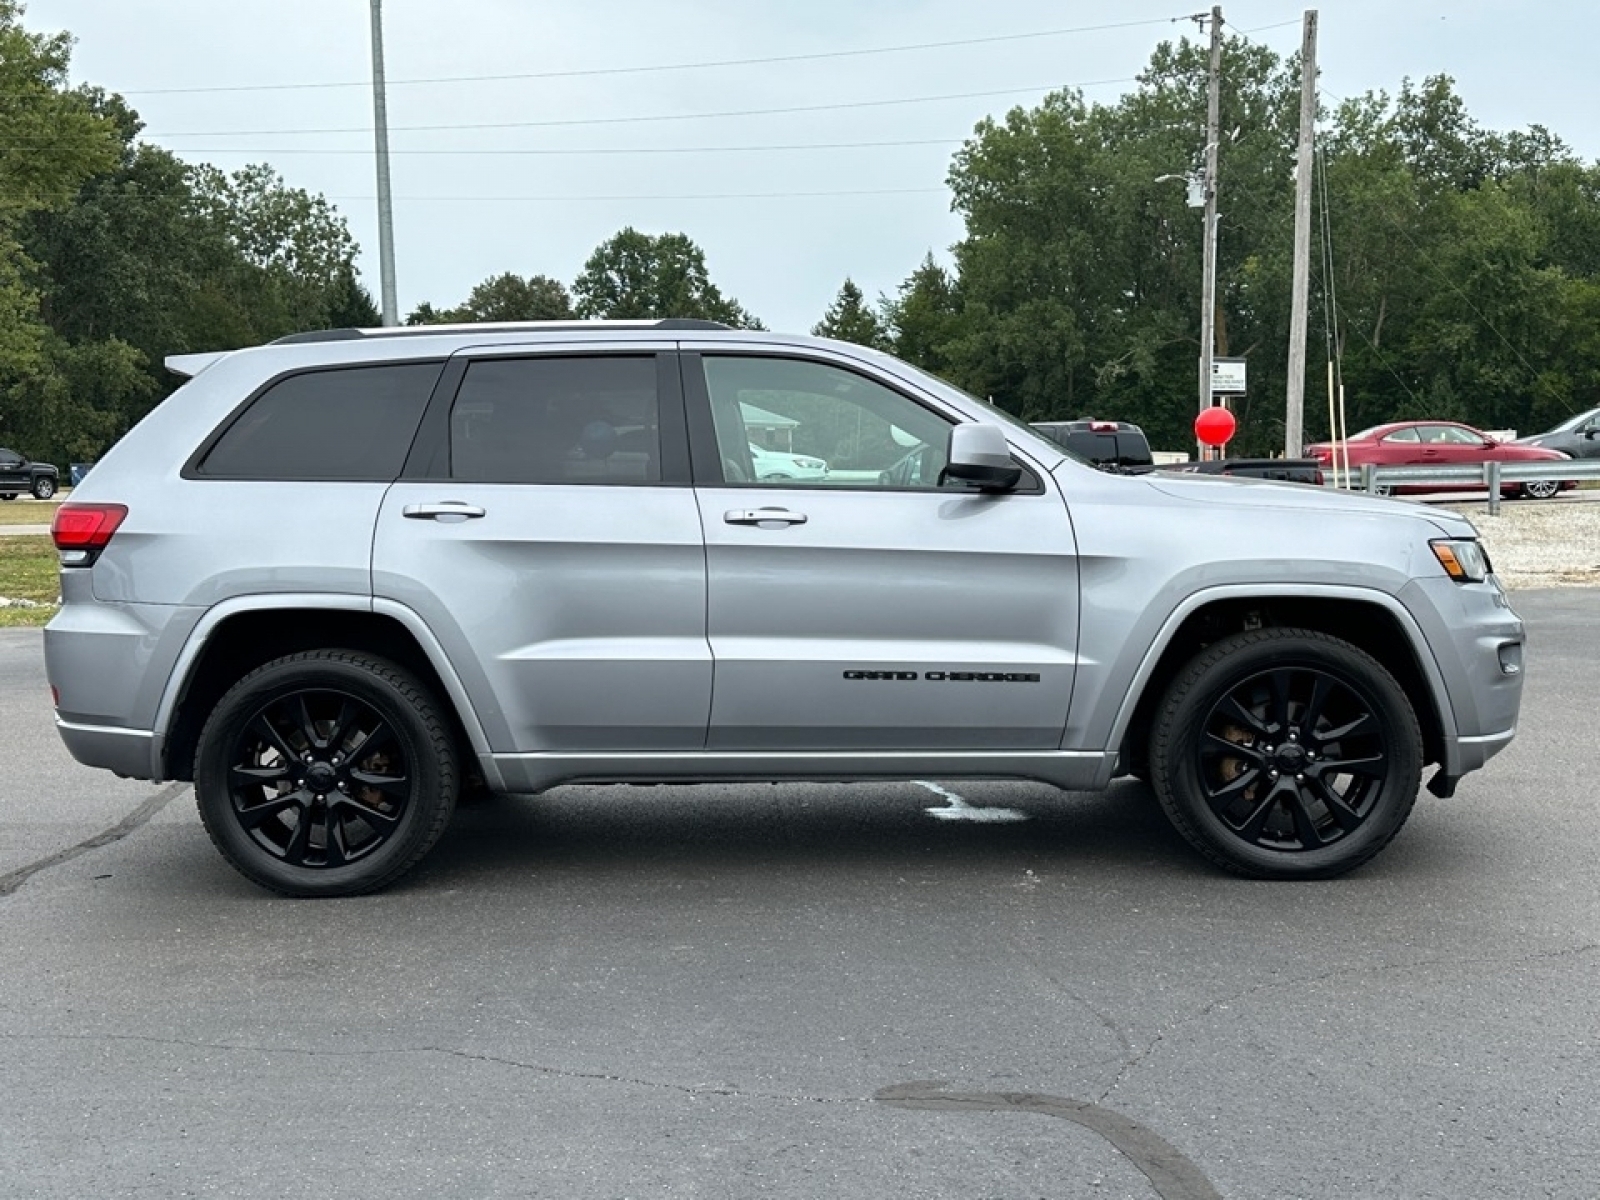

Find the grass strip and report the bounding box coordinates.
[0,500,59,526]
[0,535,59,628]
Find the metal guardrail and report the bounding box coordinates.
[1323,458,1600,515]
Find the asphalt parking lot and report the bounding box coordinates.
[2,590,1596,1200]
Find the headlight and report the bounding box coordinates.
[1431,538,1493,583]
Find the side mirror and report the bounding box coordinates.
[942,424,1022,491]
[1584,424,1599,439]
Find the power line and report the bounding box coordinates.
[145,80,1133,140]
[0,186,947,204]
[111,17,1188,97]
[137,138,967,157]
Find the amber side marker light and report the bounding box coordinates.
[1429,538,1491,583]
[51,503,127,565]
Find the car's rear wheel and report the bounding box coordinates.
[1148,628,1422,879]
[194,650,458,897]
[31,477,55,500]
[1520,479,1560,500]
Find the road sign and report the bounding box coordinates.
[1211,357,1247,394]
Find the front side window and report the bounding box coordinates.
[199,362,443,481]
[450,356,661,484]
[700,356,954,488]
[1436,425,1483,445]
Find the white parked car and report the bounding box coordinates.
[748,442,829,481]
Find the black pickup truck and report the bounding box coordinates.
[0,447,61,499]
[1030,420,1323,485]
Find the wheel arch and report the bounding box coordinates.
[158,602,493,786]
[1110,591,1449,784]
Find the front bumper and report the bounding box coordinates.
[1400,573,1524,780]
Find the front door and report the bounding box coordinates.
[682,350,1079,752]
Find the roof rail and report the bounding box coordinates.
[270,318,732,346]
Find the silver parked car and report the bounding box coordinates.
[45,320,1525,896]
[1514,405,1600,460]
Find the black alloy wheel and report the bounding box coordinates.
[195,651,458,897]
[1149,628,1422,879]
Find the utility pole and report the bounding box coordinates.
[369,0,398,326]
[1197,5,1223,460]
[1284,10,1318,458]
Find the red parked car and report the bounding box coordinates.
[1305,420,1575,499]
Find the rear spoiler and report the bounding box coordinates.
[164,351,231,379]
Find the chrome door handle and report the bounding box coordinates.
[724,508,807,526]
[402,501,487,520]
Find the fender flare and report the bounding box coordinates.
[1095,582,1455,789]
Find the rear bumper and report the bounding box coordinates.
[55,719,161,781]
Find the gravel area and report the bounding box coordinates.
[1442,498,1600,589]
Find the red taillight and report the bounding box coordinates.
[1089,420,1118,432]
[51,503,127,552]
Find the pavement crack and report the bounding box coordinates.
[0,1032,850,1105]
[0,783,186,897]
[1096,942,1600,1103]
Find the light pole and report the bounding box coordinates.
[1198,5,1223,460]
[369,0,398,326]
[1156,170,1217,459]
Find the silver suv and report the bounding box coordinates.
[45,321,1525,896]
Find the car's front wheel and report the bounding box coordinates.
[194,650,459,897]
[1520,479,1561,500]
[1148,628,1422,879]
[31,477,55,500]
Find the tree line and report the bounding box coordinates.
[3,0,1598,467]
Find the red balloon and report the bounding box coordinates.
[1194,406,1237,447]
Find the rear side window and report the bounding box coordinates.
[199,362,442,480]
[450,356,661,484]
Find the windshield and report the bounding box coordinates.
[1550,406,1600,433]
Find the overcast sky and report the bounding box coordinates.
[22,1,1599,334]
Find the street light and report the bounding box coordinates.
[369,0,398,326]
[1157,170,1220,457]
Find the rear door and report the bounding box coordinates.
[0,449,24,492]
[682,348,1079,752]
[373,345,711,755]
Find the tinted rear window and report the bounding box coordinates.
[450,356,661,484]
[199,362,442,480]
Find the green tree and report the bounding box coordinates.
[190,162,364,335]
[0,3,123,460]
[880,255,963,379]
[419,272,575,323]
[572,227,761,327]
[812,278,885,348]
[324,264,381,328]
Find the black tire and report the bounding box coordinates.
[1147,628,1422,879]
[1520,479,1560,500]
[0,493,15,501]
[194,650,459,897]
[31,476,56,500]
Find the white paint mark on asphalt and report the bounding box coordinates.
[914,780,1028,823]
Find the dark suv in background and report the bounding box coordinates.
[0,447,59,499]
[1031,420,1153,470]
